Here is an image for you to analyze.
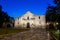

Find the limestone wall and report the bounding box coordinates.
[14,11,46,28]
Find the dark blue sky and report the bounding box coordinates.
[0,0,55,18]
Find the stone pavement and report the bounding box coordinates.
[0,28,49,40]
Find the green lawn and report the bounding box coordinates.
[0,28,29,37]
[50,29,60,40]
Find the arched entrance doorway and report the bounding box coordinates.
[27,22,30,28]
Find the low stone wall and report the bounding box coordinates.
[0,28,49,40]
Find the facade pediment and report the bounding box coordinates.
[21,11,38,18]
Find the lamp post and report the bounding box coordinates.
[46,22,50,40]
[55,22,59,31]
[46,22,50,31]
[56,22,60,40]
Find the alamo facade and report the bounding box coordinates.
[14,11,46,29]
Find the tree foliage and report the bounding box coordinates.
[46,0,60,30]
[46,0,60,22]
[0,5,14,28]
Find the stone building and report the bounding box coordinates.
[14,11,46,28]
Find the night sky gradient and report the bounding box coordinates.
[0,0,55,18]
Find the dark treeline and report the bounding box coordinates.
[46,0,60,30]
[0,5,14,28]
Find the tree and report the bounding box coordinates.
[46,0,60,22]
[46,5,57,22]
[46,0,60,30]
[0,5,14,28]
[0,5,4,28]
